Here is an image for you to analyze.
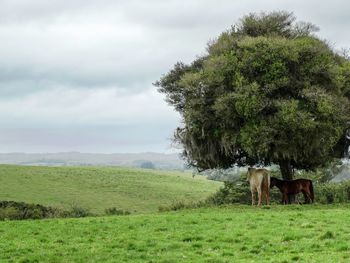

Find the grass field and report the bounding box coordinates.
[0,165,221,214]
[0,204,349,262]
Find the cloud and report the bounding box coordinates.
[0,0,349,152]
[0,18,159,95]
[0,86,179,125]
[1,0,349,97]
[0,86,179,152]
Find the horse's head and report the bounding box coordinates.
[270,177,277,188]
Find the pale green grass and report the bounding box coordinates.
[0,205,349,262]
[0,165,221,214]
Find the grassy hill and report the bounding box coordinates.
[0,165,221,214]
[1,204,349,262]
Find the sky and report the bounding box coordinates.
[0,0,349,153]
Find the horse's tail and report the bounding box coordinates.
[263,171,270,190]
[263,172,270,205]
[309,180,314,203]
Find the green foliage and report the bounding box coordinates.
[202,167,242,181]
[206,181,251,205]
[320,230,335,240]
[158,200,205,212]
[105,207,131,216]
[1,205,350,262]
[156,11,350,177]
[0,165,220,214]
[314,181,350,204]
[68,204,92,218]
[0,201,98,220]
[296,161,346,183]
[0,201,62,220]
[0,207,20,220]
[205,174,350,206]
[206,179,282,205]
[158,200,187,212]
[236,11,319,38]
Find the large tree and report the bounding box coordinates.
[155,11,350,180]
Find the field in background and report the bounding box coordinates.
[1,204,349,262]
[0,152,184,170]
[0,165,221,214]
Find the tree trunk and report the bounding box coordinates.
[278,159,295,203]
[279,159,293,180]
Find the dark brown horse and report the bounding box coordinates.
[270,177,314,204]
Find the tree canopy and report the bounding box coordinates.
[155,11,350,179]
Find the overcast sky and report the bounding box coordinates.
[0,0,349,153]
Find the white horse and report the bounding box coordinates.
[246,167,270,206]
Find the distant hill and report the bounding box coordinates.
[0,165,220,214]
[0,152,185,170]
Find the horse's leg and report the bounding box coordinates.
[282,193,288,205]
[265,188,270,205]
[267,176,270,205]
[257,188,262,206]
[280,192,285,204]
[263,175,270,205]
[304,189,313,204]
[251,188,256,206]
[302,190,309,204]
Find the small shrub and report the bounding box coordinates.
[158,200,187,212]
[0,207,21,220]
[320,231,335,240]
[345,184,350,200]
[206,181,251,205]
[158,200,206,212]
[314,181,350,204]
[67,204,92,218]
[291,256,300,261]
[105,207,131,216]
[168,200,186,211]
[0,201,62,220]
[205,180,281,205]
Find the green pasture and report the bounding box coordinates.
[0,204,349,262]
[0,165,220,214]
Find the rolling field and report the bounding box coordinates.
[0,165,221,214]
[1,204,349,262]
